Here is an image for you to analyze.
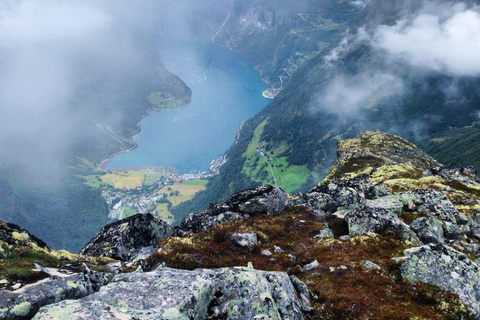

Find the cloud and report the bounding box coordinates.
[350,0,372,9]
[373,3,480,76]
[310,72,404,115]
[0,0,165,182]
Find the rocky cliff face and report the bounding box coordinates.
[4,131,480,319]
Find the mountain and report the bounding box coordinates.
[176,0,480,217]
[158,0,363,91]
[0,38,192,251]
[2,131,480,319]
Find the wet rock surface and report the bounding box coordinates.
[33,267,305,320]
[79,213,175,261]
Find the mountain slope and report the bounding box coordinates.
[176,0,480,217]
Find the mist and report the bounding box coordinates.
[373,2,480,76]
[0,0,171,184]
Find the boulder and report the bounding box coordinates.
[179,185,287,235]
[33,267,305,320]
[79,213,175,261]
[0,268,108,320]
[230,232,258,251]
[345,207,421,245]
[401,244,480,318]
[410,217,444,245]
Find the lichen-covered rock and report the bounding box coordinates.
[0,221,50,251]
[79,213,175,261]
[0,268,108,320]
[408,189,459,223]
[324,131,440,181]
[401,244,480,318]
[179,185,287,235]
[365,195,404,217]
[345,207,421,245]
[410,217,445,245]
[33,267,305,320]
[230,232,258,251]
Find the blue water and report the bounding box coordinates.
[106,39,270,173]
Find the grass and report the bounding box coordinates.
[147,92,179,109]
[242,119,312,192]
[145,206,472,319]
[83,169,162,190]
[158,180,208,207]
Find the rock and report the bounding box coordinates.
[410,217,445,245]
[408,190,459,223]
[261,249,272,256]
[230,232,258,251]
[274,245,284,253]
[363,260,381,270]
[456,212,470,225]
[0,269,108,320]
[33,267,305,320]
[79,213,175,261]
[315,228,334,239]
[0,221,50,250]
[401,244,480,318]
[179,185,287,235]
[345,207,421,245]
[302,259,319,271]
[290,275,312,312]
[365,195,404,217]
[227,185,287,215]
[339,235,351,241]
[311,179,367,211]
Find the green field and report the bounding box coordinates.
[83,169,162,189]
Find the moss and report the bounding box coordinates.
[145,206,471,319]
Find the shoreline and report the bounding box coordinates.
[97,101,191,172]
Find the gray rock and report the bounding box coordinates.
[79,213,175,261]
[290,275,312,312]
[345,207,421,245]
[0,269,108,320]
[365,195,404,217]
[410,217,444,245]
[315,228,334,239]
[33,267,305,320]
[363,260,381,270]
[409,190,459,223]
[302,260,319,271]
[230,232,258,251]
[261,249,272,256]
[179,185,287,235]
[305,192,337,214]
[401,244,480,318]
[274,245,284,253]
[339,235,351,241]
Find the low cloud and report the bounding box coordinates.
[310,72,404,115]
[373,3,480,76]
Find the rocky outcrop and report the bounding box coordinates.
[178,185,287,236]
[33,267,305,320]
[0,267,109,320]
[401,244,480,318]
[79,213,175,261]
[0,221,50,253]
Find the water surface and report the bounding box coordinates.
[107,39,270,173]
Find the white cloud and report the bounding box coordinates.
[310,72,404,115]
[373,3,480,76]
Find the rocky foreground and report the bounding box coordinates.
[2,131,480,319]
